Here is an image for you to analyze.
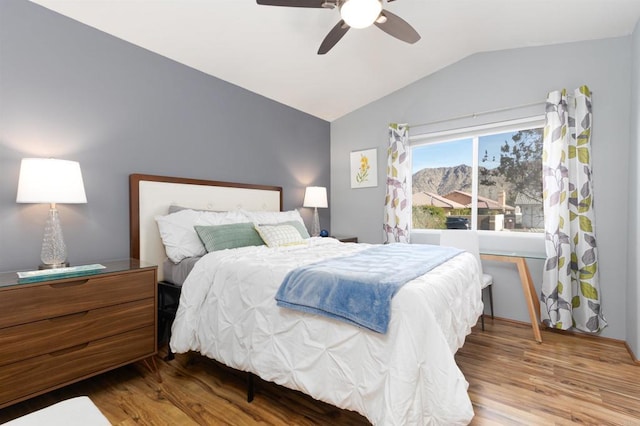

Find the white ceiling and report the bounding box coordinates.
[29,0,640,122]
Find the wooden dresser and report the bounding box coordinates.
[0,259,157,408]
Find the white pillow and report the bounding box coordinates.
[199,210,247,226]
[241,209,305,226]
[155,209,248,263]
[255,223,305,248]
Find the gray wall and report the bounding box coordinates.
[628,20,640,359]
[331,37,633,341]
[0,0,330,271]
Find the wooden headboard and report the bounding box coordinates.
[129,174,283,281]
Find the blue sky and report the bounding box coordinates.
[412,131,517,172]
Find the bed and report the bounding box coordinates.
[130,174,483,425]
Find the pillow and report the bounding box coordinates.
[255,223,305,248]
[168,205,197,214]
[241,209,305,227]
[277,220,310,239]
[168,205,223,214]
[155,209,206,263]
[155,209,248,262]
[199,210,247,226]
[195,223,265,252]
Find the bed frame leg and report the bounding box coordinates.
[247,372,255,402]
[165,344,175,361]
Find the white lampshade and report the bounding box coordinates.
[16,158,87,269]
[17,158,87,204]
[303,186,328,208]
[340,0,382,29]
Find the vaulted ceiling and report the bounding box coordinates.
[29,0,640,121]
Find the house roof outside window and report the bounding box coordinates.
[413,192,467,209]
[443,190,516,211]
[413,190,516,211]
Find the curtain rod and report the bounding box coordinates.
[409,100,546,128]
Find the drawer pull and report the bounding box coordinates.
[48,311,89,322]
[49,343,89,357]
[49,279,89,289]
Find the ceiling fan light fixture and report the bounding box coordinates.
[375,14,387,24]
[340,0,382,29]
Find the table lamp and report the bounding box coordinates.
[16,158,87,269]
[303,186,327,237]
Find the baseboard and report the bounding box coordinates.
[490,316,533,327]
[624,342,640,365]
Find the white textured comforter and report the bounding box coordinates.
[170,238,483,425]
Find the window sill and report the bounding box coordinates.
[411,229,545,254]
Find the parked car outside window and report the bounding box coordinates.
[445,217,469,229]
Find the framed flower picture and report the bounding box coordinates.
[350,148,377,188]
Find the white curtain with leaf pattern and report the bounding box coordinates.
[541,85,606,333]
[384,124,411,243]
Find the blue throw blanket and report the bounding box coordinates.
[275,243,463,333]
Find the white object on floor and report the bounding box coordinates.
[3,396,110,426]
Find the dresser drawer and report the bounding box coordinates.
[0,325,155,407]
[0,269,155,329]
[0,298,154,367]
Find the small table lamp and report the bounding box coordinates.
[16,158,87,269]
[303,186,327,237]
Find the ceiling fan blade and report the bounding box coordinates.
[374,10,421,44]
[256,0,325,7]
[318,20,350,55]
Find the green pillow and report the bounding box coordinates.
[194,222,265,252]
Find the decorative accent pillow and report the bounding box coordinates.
[262,220,310,239]
[155,209,248,262]
[194,223,265,252]
[255,224,306,248]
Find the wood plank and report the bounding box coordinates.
[1,319,638,425]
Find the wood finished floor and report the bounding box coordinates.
[1,319,639,425]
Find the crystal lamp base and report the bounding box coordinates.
[40,206,69,268]
[39,261,70,270]
[311,207,321,237]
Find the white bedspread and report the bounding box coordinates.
[170,238,483,425]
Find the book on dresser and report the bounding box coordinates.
[15,263,107,283]
[0,259,158,408]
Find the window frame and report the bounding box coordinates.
[409,115,545,233]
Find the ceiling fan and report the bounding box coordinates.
[256,0,421,55]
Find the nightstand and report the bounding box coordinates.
[332,236,358,243]
[0,259,157,408]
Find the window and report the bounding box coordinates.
[411,118,544,232]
